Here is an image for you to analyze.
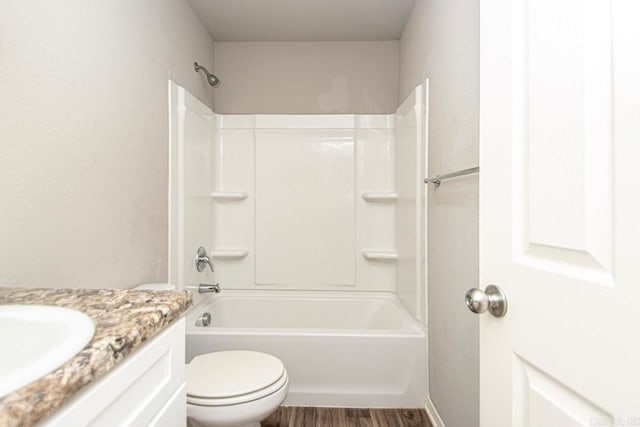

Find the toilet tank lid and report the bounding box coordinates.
[134,283,176,290]
[186,351,285,399]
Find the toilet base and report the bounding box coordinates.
[186,378,288,427]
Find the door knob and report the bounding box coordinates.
[465,285,508,317]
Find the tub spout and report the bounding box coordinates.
[198,283,221,294]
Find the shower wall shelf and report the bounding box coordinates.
[209,249,249,259]
[361,250,398,261]
[361,192,398,202]
[210,191,249,200]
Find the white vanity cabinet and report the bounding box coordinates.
[40,317,186,427]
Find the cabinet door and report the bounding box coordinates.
[147,383,186,427]
[41,318,186,427]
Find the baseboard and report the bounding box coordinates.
[425,396,445,427]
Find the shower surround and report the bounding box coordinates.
[169,81,428,406]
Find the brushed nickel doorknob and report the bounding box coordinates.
[465,285,508,317]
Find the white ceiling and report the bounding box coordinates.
[187,0,416,42]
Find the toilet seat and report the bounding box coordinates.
[186,351,288,407]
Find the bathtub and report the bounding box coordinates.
[185,291,428,408]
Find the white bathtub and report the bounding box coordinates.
[185,291,428,408]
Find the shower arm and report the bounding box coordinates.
[194,61,208,75]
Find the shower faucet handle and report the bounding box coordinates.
[195,247,214,272]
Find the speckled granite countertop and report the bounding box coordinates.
[0,288,192,427]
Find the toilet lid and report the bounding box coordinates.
[186,351,285,400]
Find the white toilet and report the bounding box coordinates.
[186,350,289,427]
[134,284,288,427]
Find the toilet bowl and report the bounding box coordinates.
[134,284,289,427]
[186,351,289,427]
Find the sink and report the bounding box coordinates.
[0,305,95,398]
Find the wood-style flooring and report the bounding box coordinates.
[262,406,433,427]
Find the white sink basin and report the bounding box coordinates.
[0,305,95,398]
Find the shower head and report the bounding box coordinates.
[194,62,219,87]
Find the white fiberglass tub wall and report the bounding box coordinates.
[186,291,427,407]
[210,113,398,292]
[169,82,427,319]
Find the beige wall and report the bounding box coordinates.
[399,0,479,425]
[213,41,399,114]
[0,1,215,289]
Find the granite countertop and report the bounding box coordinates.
[0,287,192,427]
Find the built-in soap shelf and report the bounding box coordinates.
[210,191,249,200]
[209,249,249,259]
[361,250,398,261]
[361,192,398,202]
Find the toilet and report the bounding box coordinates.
[135,284,288,427]
[186,351,289,427]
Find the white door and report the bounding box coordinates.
[478,0,640,425]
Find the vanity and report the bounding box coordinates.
[0,288,191,427]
